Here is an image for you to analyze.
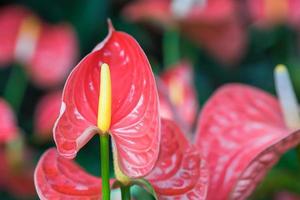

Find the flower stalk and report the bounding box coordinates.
[163,28,180,68]
[121,184,131,200]
[100,134,110,200]
[4,64,28,113]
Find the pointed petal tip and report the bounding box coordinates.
[107,19,115,32]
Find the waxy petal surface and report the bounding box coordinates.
[0,98,18,143]
[34,148,102,200]
[160,62,198,132]
[34,91,62,141]
[54,25,160,178]
[195,84,300,200]
[146,119,209,200]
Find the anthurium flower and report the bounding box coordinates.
[35,119,208,199]
[34,91,62,141]
[0,5,78,88]
[195,83,300,200]
[159,61,198,132]
[53,22,160,178]
[247,0,300,28]
[123,0,246,64]
[0,5,29,66]
[0,98,18,143]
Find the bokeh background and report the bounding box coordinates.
[1,0,300,199]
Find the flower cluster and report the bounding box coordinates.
[33,22,300,200]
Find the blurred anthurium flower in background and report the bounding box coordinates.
[158,61,198,133]
[195,83,300,200]
[123,0,247,65]
[51,21,160,178]
[0,98,35,198]
[247,0,300,28]
[34,91,62,142]
[0,98,18,142]
[34,119,209,199]
[0,5,78,88]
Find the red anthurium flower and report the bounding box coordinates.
[247,0,300,28]
[195,84,300,200]
[159,62,198,132]
[35,119,208,200]
[34,91,62,141]
[0,98,18,143]
[123,0,246,64]
[54,22,160,178]
[146,119,209,199]
[0,5,78,88]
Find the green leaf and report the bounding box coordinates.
[132,179,158,200]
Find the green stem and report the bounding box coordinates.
[100,134,110,200]
[121,184,131,200]
[4,64,28,113]
[163,28,180,68]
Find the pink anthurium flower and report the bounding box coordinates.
[0,5,78,88]
[0,98,18,143]
[247,0,300,28]
[34,119,208,199]
[159,61,198,132]
[53,22,160,178]
[34,91,62,141]
[195,83,300,200]
[123,0,246,64]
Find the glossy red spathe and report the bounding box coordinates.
[195,84,300,200]
[34,148,102,200]
[54,23,160,178]
[34,91,62,141]
[0,98,18,143]
[146,119,209,199]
